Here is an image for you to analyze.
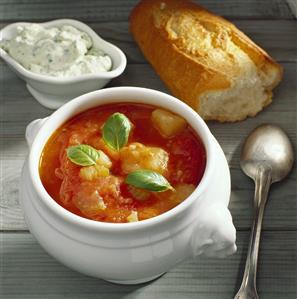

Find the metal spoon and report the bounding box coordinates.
[234,124,294,299]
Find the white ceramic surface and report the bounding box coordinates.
[0,19,127,109]
[20,87,237,284]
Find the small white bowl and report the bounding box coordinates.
[21,87,236,284]
[0,19,127,109]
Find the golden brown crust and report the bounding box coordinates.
[130,0,283,122]
[130,0,229,110]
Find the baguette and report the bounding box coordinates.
[130,0,283,122]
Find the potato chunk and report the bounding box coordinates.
[73,190,106,217]
[79,164,110,180]
[96,150,112,168]
[79,150,112,181]
[120,142,169,175]
[151,109,187,138]
[127,211,139,222]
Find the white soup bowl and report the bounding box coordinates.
[20,87,237,284]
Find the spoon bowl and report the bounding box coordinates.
[241,124,294,183]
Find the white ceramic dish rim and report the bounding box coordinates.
[28,87,216,232]
[0,19,127,84]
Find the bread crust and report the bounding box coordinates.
[130,0,283,122]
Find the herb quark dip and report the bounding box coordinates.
[0,24,112,77]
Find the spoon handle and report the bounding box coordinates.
[235,165,272,299]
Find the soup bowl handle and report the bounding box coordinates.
[191,202,237,258]
[26,118,48,148]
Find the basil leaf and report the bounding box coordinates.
[66,144,100,166]
[102,113,131,151]
[125,169,174,192]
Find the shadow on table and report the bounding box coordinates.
[3,230,296,299]
[0,234,162,299]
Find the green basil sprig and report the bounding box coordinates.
[66,144,100,166]
[125,169,174,192]
[102,112,132,151]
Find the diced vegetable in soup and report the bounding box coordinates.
[151,109,187,138]
[39,104,206,223]
[120,143,169,175]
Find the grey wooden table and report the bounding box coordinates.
[0,1,296,298]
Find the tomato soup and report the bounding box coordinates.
[39,103,206,223]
